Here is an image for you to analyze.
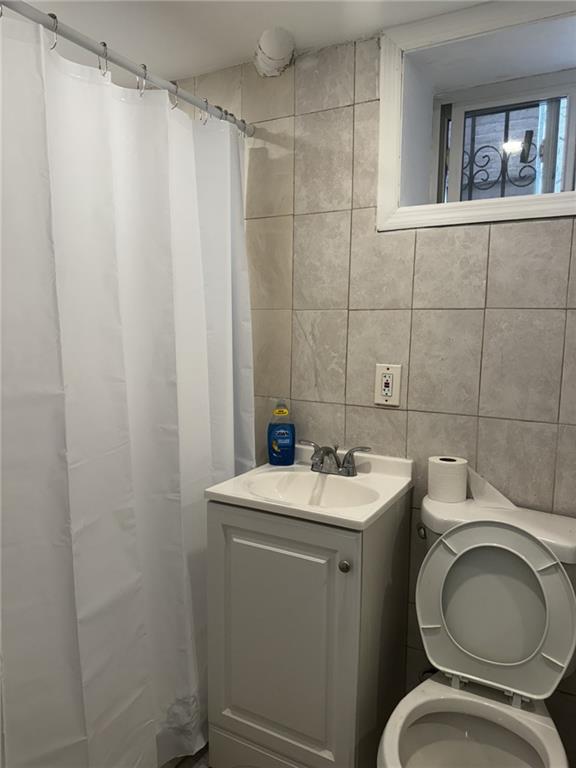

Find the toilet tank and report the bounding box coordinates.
[420,496,576,677]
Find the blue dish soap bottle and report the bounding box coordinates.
[267,400,295,466]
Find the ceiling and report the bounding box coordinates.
[408,13,576,93]
[30,0,480,85]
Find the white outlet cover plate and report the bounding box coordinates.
[374,363,402,407]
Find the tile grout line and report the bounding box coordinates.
[551,219,575,512]
[343,43,357,447]
[269,399,575,429]
[292,99,379,119]
[551,418,562,515]
[475,224,492,469]
[557,220,576,419]
[254,305,575,312]
[565,218,575,308]
[289,59,297,405]
[246,203,376,221]
[404,228,418,458]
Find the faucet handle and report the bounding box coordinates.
[341,446,372,467]
[299,439,321,453]
[300,439,323,468]
[299,439,323,460]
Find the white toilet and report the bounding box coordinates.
[378,496,576,768]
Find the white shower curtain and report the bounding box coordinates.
[1,17,254,768]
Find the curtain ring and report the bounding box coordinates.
[48,13,58,50]
[98,42,108,77]
[200,98,209,125]
[170,81,179,110]
[137,64,147,97]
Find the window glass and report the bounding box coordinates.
[458,97,568,201]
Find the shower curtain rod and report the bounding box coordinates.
[2,0,256,136]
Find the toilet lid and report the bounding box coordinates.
[416,520,576,700]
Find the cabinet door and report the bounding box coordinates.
[208,502,362,768]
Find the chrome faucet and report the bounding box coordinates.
[299,441,371,477]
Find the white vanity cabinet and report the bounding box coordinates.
[207,490,410,768]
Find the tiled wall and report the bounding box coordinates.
[179,37,576,759]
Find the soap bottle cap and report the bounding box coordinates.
[273,400,289,419]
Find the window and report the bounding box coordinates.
[440,86,575,204]
[377,7,576,231]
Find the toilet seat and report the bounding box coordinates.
[416,520,576,700]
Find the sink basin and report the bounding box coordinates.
[205,447,413,531]
[245,468,379,508]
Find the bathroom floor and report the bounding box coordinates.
[163,748,209,768]
[178,757,208,768]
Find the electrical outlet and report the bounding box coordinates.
[374,363,402,407]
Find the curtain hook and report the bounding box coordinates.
[97,42,108,77]
[137,64,147,97]
[200,98,209,125]
[48,13,58,50]
[170,81,179,110]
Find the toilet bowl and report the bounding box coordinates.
[378,675,567,768]
[378,499,576,768]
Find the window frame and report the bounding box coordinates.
[377,3,576,231]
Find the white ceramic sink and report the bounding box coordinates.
[245,467,380,508]
[205,446,413,530]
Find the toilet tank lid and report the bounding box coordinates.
[421,496,576,564]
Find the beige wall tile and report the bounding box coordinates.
[196,65,242,117]
[350,209,414,309]
[346,310,411,407]
[568,225,576,307]
[345,405,407,456]
[291,310,347,402]
[408,310,484,415]
[355,38,379,103]
[293,212,350,309]
[477,418,557,509]
[353,100,379,209]
[246,216,293,309]
[245,117,294,218]
[487,219,572,308]
[252,310,292,397]
[295,43,354,115]
[242,62,294,123]
[291,400,345,447]
[554,425,576,517]
[407,411,478,507]
[560,310,576,424]
[413,225,489,308]
[480,309,565,422]
[294,107,353,214]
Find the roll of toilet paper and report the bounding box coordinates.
[427,456,468,503]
